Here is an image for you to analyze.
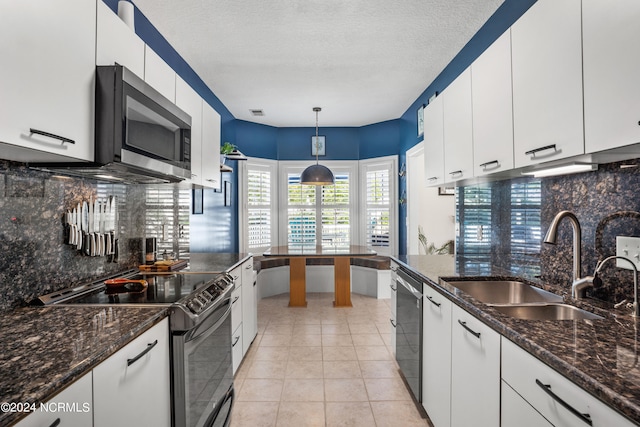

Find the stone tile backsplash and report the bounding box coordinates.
[0,161,146,311]
[457,158,640,305]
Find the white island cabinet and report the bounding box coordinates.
[93,318,171,427]
[511,0,584,168]
[0,0,96,162]
[14,373,92,427]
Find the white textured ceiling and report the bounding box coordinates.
[133,0,504,127]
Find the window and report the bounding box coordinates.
[360,156,396,255]
[145,186,190,259]
[240,158,397,253]
[239,159,278,253]
[456,184,492,272]
[279,162,357,249]
[510,179,541,275]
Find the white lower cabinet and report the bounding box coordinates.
[422,284,452,427]
[241,257,257,355]
[502,337,635,427]
[231,286,243,374]
[502,380,552,427]
[390,262,398,355]
[93,318,170,427]
[450,305,501,427]
[14,372,92,427]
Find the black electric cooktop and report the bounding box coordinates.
[64,272,223,305]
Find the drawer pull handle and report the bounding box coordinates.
[535,379,592,426]
[49,418,61,427]
[426,295,441,307]
[390,284,397,291]
[245,264,253,269]
[232,296,239,304]
[127,339,158,366]
[525,144,558,158]
[458,320,481,338]
[479,160,500,170]
[232,336,240,347]
[390,319,396,328]
[30,128,75,144]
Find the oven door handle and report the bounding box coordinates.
[203,385,235,427]
[185,298,232,344]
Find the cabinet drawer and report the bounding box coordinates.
[502,380,552,427]
[14,373,92,427]
[502,338,634,427]
[231,287,242,333]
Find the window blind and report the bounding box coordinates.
[510,179,541,275]
[145,186,190,259]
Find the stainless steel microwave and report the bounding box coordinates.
[34,65,191,184]
[94,64,191,182]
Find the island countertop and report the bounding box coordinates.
[393,254,640,425]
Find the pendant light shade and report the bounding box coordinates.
[300,164,335,185]
[301,107,335,185]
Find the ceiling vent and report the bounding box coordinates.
[250,109,265,116]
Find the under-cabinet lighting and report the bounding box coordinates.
[521,163,598,178]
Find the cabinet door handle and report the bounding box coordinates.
[30,128,75,144]
[448,170,463,176]
[245,263,253,269]
[535,379,592,426]
[232,296,239,304]
[49,418,61,427]
[390,319,396,328]
[426,295,441,307]
[205,178,217,182]
[127,339,158,366]
[479,160,500,170]
[390,284,397,291]
[232,336,240,347]
[427,176,438,182]
[458,320,481,338]
[525,144,558,158]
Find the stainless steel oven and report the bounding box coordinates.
[33,270,236,427]
[395,268,423,402]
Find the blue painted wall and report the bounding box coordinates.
[113,0,537,254]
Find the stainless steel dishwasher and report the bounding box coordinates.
[395,268,423,402]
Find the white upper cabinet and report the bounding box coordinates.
[0,0,96,162]
[201,102,222,189]
[443,67,474,183]
[511,0,584,168]
[423,95,445,186]
[144,45,176,103]
[175,76,203,186]
[583,0,640,153]
[96,0,145,77]
[472,30,514,176]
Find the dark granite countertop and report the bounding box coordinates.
[187,252,252,272]
[0,306,168,426]
[392,254,640,425]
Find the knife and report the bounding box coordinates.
[76,202,83,251]
[94,198,100,256]
[82,201,90,255]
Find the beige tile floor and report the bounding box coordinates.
[230,292,432,427]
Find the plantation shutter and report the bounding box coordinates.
[321,174,350,248]
[247,168,272,249]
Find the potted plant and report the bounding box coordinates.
[220,142,235,164]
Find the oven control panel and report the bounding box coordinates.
[185,274,233,315]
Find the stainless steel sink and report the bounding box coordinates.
[445,280,564,304]
[490,303,604,321]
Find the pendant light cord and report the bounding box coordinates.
[314,107,321,165]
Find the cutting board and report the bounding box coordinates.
[139,259,188,271]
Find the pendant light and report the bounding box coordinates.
[300,107,335,185]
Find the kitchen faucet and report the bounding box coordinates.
[573,256,639,317]
[543,211,582,284]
